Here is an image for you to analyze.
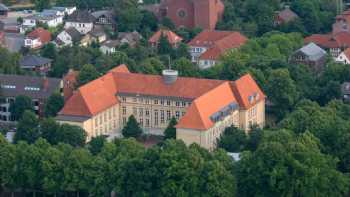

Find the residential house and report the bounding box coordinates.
[65,10,95,34]
[149,29,183,48]
[336,48,350,64]
[118,31,142,47]
[304,32,350,58]
[0,3,8,18]
[19,55,52,75]
[157,0,224,30]
[3,33,25,52]
[0,74,62,122]
[341,82,350,103]
[333,9,350,35]
[21,14,64,33]
[24,27,51,49]
[188,30,247,69]
[56,27,82,47]
[92,10,116,30]
[289,42,327,73]
[42,9,65,17]
[57,64,266,150]
[89,26,107,43]
[52,6,77,15]
[100,40,120,55]
[274,6,298,25]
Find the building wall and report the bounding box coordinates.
[24,38,41,49]
[64,22,93,34]
[177,110,239,150]
[239,100,265,132]
[190,46,207,62]
[336,53,350,64]
[42,16,63,27]
[118,95,190,136]
[198,59,217,69]
[57,31,73,46]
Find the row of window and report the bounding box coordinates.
[121,96,190,107]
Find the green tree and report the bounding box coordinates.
[217,125,247,152]
[88,135,107,155]
[34,0,51,12]
[44,92,64,117]
[267,68,299,118]
[164,117,177,140]
[237,130,349,197]
[58,124,87,147]
[158,33,173,55]
[14,110,39,143]
[40,117,60,144]
[41,43,58,60]
[77,64,99,86]
[122,115,143,138]
[9,95,34,121]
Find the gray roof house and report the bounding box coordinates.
[65,27,83,42]
[66,10,96,23]
[0,74,62,121]
[289,42,327,73]
[0,3,9,17]
[0,74,61,99]
[20,55,52,76]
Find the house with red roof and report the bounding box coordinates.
[148,29,183,48]
[157,0,224,30]
[188,30,248,69]
[24,27,52,49]
[304,32,350,58]
[56,64,265,150]
[274,6,298,25]
[336,48,350,64]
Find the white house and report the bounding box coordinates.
[64,10,95,34]
[24,28,51,49]
[52,6,77,15]
[336,48,350,64]
[42,9,64,16]
[56,27,82,47]
[100,40,120,55]
[22,15,37,32]
[21,14,63,33]
[188,30,247,69]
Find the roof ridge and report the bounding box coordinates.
[77,89,94,115]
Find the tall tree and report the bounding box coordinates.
[122,115,143,138]
[217,125,247,152]
[9,95,34,121]
[14,111,39,143]
[77,64,99,86]
[164,117,177,140]
[44,92,64,117]
[158,33,173,55]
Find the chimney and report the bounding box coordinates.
[42,77,49,91]
[162,69,178,85]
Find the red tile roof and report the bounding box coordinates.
[148,29,183,45]
[304,32,350,49]
[27,27,52,44]
[188,30,247,60]
[176,82,237,130]
[59,65,265,130]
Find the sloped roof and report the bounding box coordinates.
[0,74,61,99]
[101,40,120,48]
[59,65,265,131]
[341,48,350,60]
[304,32,350,49]
[20,55,52,68]
[65,27,82,42]
[296,42,327,61]
[188,30,235,47]
[26,27,52,44]
[277,8,298,23]
[176,82,237,130]
[66,10,95,23]
[91,10,114,19]
[198,31,247,60]
[0,3,9,11]
[148,29,183,44]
